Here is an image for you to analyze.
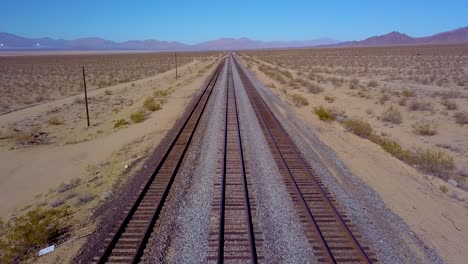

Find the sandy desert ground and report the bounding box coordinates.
[0,52,218,114]
[0,52,221,262]
[238,45,468,263]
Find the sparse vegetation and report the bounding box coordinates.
[47,116,62,125]
[407,100,433,111]
[306,83,324,94]
[439,185,449,193]
[0,207,69,263]
[130,110,146,123]
[416,149,454,178]
[143,97,161,112]
[412,120,438,136]
[454,111,468,126]
[441,99,458,110]
[291,94,309,107]
[324,95,335,103]
[313,106,335,122]
[381,106,403,124]
[113,119,128,129]
[343,118,373,138]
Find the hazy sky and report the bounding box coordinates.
[2,0,467,43]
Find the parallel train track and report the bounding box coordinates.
[234,55,377,263]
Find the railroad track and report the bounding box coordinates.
[94,59,225,263]
[207,58,263,263]
[233,56,378,263]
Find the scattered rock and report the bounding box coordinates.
[448,179,458,187]
[451,191,465,201]
[101,191,112,200]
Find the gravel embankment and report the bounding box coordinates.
[237,61,445,264]
[145,60,227,263]
[232,61,316,263]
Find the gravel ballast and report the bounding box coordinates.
[232,61,316,263]
[145,60,228,263]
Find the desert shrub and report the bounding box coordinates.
[379,94,390,104]
[113,119,128,129]
[313,106,335,122]
[130,110,146,123]
[104,89,112,95]
[349,78,359,89]
[291,94,309,107]
[365,108,374,115]
[306,83,324,94]
[453,111,468,126]
[47,116,62,125]
[412,120,438,136]
[401,89,416,97]
[407,100,433,111]
[343,118,373,138]
[0,207,69,263]
[143,97,161,112]
[441,100,457,110]
[324,95,335,103]
[416,149,454,178]
[381,106,403,124]
[153,89,171,98]
[373,137,414,164]
[76,193,95,205]
[439,185,449,193]
[13,131,36,145]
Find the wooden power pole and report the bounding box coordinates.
[82,66,90,127]
[175,52,178,79]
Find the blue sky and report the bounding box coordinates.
[2,0,467,43]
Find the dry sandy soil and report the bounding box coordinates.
[0,51,218,114]
[0,52,220,262]
[238,46,468,264]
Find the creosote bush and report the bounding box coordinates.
[130,110,146,123]
[441,99,457,110]
[381,106,403,124]
[0,207,69,263]
[143,97,161,112]
[439,185,449,193]
[417,149,454,179]
[343,118,373,138]
[407,100,433,111]
[313,106,335,122]
[306,83,324,94]
[291,94,309,107]
[412,120,438,136]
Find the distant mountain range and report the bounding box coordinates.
[329,26,468,47]
[0,26,467,51]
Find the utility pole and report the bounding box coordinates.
[82,66,90,127]
[175,52,178,79]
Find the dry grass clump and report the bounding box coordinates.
[313,106,335,122]
[113,119,128,129]
[143,97,161,112]
[412,120,438,136]
[0,207,69,263]
[381,106,403,124]
[379,94,390,104]
[343,118,373,138]
[417,149,454,178]
[47,116,63,125]
[441,99,458,110]
[291,94,309,107]
[454,111,468,126]
[130,110,146,123]
[407,100,433,111]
